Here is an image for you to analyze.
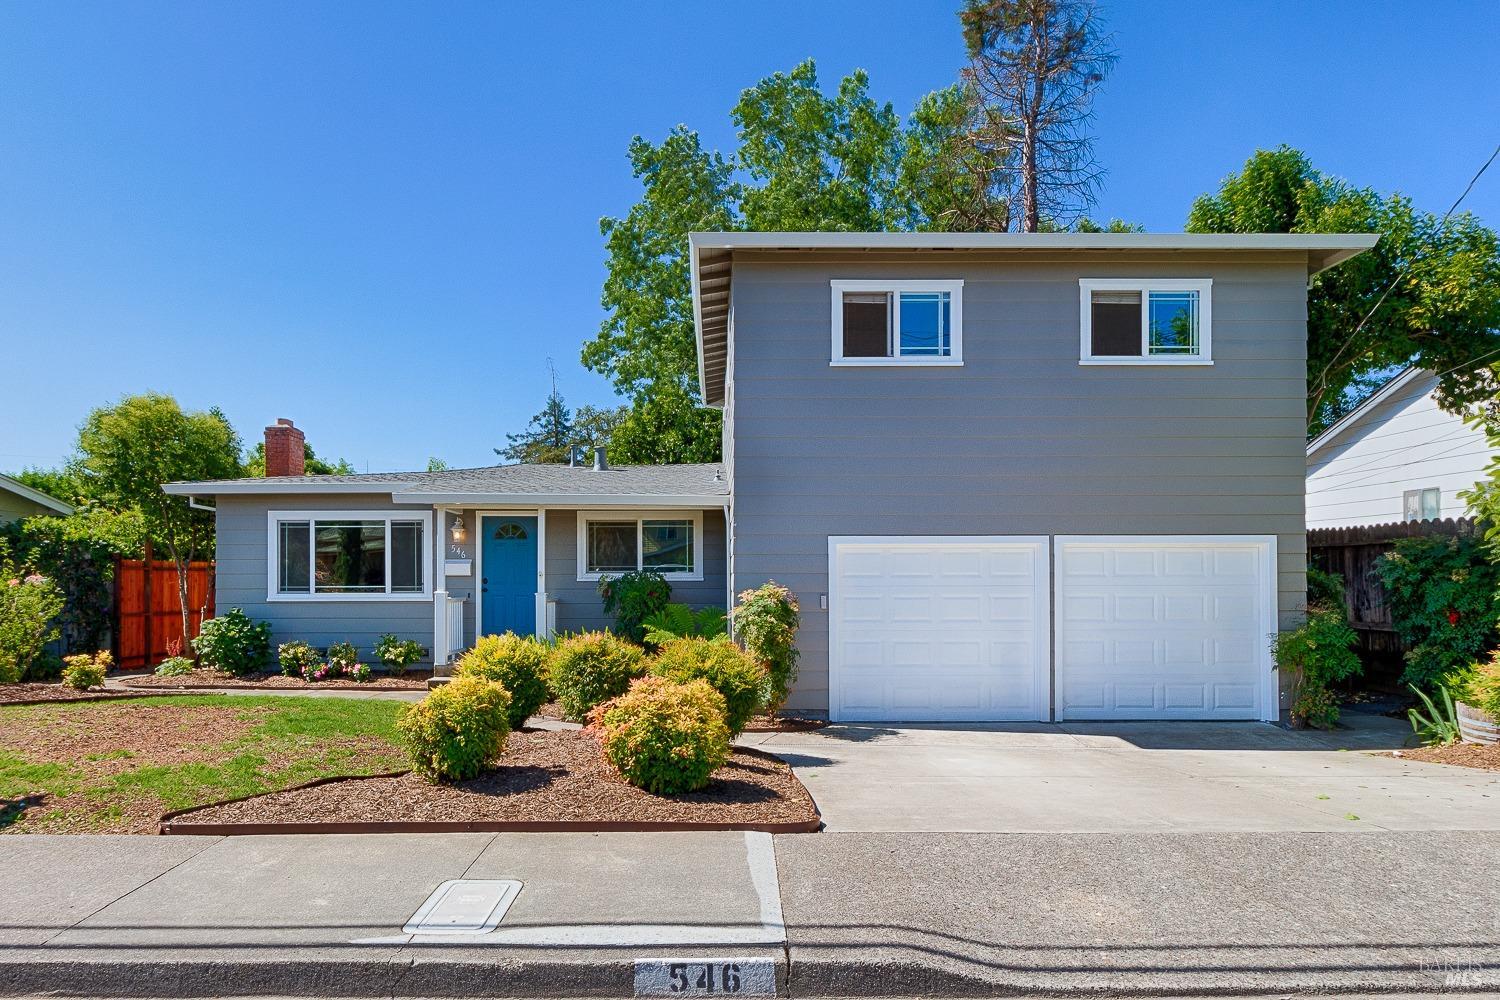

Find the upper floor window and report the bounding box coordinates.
[1403,487,1440,522]
[831,280,964,366]
[1079,278,1213,365]
[267,510,432,601]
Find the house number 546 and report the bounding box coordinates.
[670,963,740,993]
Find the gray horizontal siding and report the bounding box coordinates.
[215,501,729,663]
[728,254,1310,713]
[214,494,437,668]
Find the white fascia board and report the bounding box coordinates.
[396,492,725,508]
[1305,367,1426,458]
[0,475,74,515]
[689,230,1379,255]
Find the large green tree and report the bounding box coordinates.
[75,393,242,642]
[583,60,1005,463]
[1188,147,1500,435]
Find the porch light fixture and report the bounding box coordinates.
[449,514,466,544]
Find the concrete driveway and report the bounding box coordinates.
[743,710,1500,833]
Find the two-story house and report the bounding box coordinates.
[167,232,1376,723]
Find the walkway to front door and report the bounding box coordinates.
[480,515,537,637]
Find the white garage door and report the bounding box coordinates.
[828,537,1050,722]
[1054,536,1276,721]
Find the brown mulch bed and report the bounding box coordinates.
[531,700,826,732]
[0,683,174,706]
[167,727,818,829]
[1395,742,1500,772]
[120,668,431,690]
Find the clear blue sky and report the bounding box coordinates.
[2,1,1496,474]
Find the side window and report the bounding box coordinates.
[1403,487,1440,522]
[831,280,963,365]
[1080,279,1212,364]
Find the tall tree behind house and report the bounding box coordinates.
[959,0,1117,232]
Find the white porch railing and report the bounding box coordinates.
[432,591,467,666]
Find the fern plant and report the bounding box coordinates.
[641,603,727,648]
[1408,683,1461,746]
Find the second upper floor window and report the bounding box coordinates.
[831,280,964,365]
[1080,278,1213,365]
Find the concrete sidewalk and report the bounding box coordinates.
[4,828,1500,997]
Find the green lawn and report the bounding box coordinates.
[0,695,409,833]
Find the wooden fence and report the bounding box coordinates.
[1308,517,1480,659]
[113,557,215,670]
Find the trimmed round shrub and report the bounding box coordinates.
[592,676,731,794]
[396,675,512,782]
[61,652,107,690]
[550,630,646,720]
[454,632,551,728]
[649,637,769,735]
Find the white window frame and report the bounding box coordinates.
[265,510,434,602]
[576,510,705,582]
[1079,278,1213,366]
[830,279,964,367]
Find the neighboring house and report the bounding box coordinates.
[168,232,1376,724]
[0,473,74,526]
[1306,367,1494,529]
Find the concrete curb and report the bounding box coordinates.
[0,954,791,998]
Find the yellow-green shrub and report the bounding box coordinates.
[61,650,110,690]
[649,637,768,735]
[396,675,511,782]
[550,630,645,720]
[591,676,730,794]
[454,632,550,727]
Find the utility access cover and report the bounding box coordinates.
[403,879,522,935]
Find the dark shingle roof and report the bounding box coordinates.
[164,462,728,500]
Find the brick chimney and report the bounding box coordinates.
[263,419,305,477]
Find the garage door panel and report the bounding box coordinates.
[830,537,1049,722]
[1056,537,1274,721]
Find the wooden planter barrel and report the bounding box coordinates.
[1456,701,1499,745]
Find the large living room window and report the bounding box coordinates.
[267,511,431,600]
[1080,279,1213,365]
[831,280,964,365]
[578,512,702,581]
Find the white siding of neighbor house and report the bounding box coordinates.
[727,251,1313,715]
[0,490,59,525]
[1306,371,1494,529]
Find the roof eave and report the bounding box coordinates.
[0,475,74,515]
[162,481,405,496]
[397,492,727,508]
[1306,366,1426,457]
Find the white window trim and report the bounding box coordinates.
[265,510,434,602]
[1402,487,1441,522]
[1078,278,1213,366]
[576,510,705,582]
[830,279,965,366]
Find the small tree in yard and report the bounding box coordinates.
[76,394,242,646]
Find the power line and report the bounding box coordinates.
[1313,141,1500,396]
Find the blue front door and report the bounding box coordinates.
[480,515,538,637]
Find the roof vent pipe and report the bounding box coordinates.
[593,447,608,471]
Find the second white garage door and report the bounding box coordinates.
[828,537,1050,722]
[1054,536,1277,721]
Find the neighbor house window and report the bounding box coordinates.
[578,512,703,581]
[267,511,432,600]
[831,280,964,365]
[1403,487,1441,522]
[1079,279,1212,364]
